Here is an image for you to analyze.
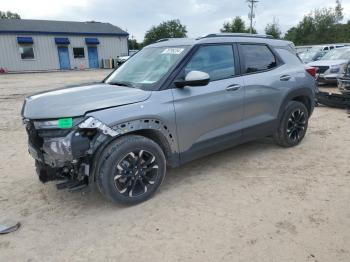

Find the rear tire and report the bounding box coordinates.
[274,101,309,147]
[96,135,166,205]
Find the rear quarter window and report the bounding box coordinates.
[275,47,303,66]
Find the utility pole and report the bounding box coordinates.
[247,0,258,34]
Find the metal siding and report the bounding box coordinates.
[0,34,128,71]
[69,36,89,69]
[0,34,59,71]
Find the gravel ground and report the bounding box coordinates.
[0,70,349,262]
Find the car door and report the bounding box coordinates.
[171,44,245,163]
[237,43,296,138]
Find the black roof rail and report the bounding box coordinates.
[197,33,274,40]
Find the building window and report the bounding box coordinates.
[19,45,35,60]
[73,48,85,58]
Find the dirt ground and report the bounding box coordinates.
[0,70,349,262]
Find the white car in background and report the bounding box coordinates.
[308,47,350,84]
[312,44,345,52]
[117,55,130,65]
[117,50,140,66]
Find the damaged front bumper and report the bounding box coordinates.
[24,117,119,189]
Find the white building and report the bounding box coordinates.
[0,19,129,72]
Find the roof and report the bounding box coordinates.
[148,34,293,48]
[0,19,129,36]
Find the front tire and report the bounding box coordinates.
[97,135,166,205]
[274,101,309,147]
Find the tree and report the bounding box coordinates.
[284,0,347,45]
[284,27,298,42]
[143,19,187,46]
[265,18,282,39]
[128,38,142,50]
[249,27,257,34]
[0,11,21,19]
[220,16,257,34]
[335,0,343,23]
[221,16,246,33]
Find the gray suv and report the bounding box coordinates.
[22,33,316,204]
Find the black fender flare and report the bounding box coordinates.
[277,87,315,121]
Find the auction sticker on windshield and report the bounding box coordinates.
[162,48,184,55]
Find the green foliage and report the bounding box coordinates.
[128,39,142,50]
[0,11,21,19]
[221,16,246,33]
[335,0,344,23]
[143,19,187,46]
[284,0,349,45]
[265,19,282,39]
[220,16,257,34]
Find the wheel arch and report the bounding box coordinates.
[90,118,179,182]
[127,129,179,167]
[278,87,314,120]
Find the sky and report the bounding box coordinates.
[1,0,350,41]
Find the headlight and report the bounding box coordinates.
[329,64,347,74]
[34,117,84,129]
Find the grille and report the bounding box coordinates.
[316,66,329,74]
[37,129,71,138]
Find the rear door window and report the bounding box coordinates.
[239,44,277,74]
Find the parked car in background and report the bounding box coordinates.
[117,55,130,65]
[117,51,140,65]
[129,49,139,56]
[308,47,350,84]
[295,44,348,54]
[312,44,345,52]
[338,61,350,95]
[299,50,327,63]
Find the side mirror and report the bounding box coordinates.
[174,70,210,88]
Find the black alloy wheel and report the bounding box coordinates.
[274,101,309,147]
[114,150,159,197]
[97,135,166,205]
[286,109,307,143]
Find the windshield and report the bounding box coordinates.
[105,46,189,90]
[321,48,350,60]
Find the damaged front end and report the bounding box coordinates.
[24,117,118,190]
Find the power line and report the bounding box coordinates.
[247,0,259,34]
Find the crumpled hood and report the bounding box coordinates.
[308,59,348,67]
[22,83,152,119]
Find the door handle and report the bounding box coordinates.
[280,75,291,81]
[226,84,241,91]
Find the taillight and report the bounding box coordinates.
[305,65,316,78]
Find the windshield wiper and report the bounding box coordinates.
[107,81,134,88]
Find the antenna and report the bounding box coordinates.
[247,0,259,34]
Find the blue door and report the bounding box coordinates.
[57,46,71,70]
[88,46,99,68]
